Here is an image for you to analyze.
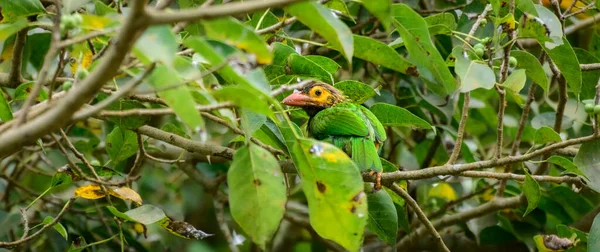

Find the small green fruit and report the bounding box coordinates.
[509,56,518,67]
[63,81,73,91]
[90,160,101,166]
[77,69,89,79]
[72,13,83,26]
[481,37,491,44]
[480,18,488,26]
[594,105,600,114]
[474,43,485,50]
[474,48,485,57]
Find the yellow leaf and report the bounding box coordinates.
[81,14,115,30]
[69,43,93,76]
[109,187,143,205]
[428,182,457,201]
[74,185,106,199]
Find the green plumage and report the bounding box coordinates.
[308,102,386,172]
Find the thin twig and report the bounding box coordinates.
[213,198,239,252]
[387,183,450,252]
[0,198,76,248]
[7,28,28,88]
[446,93,470,165]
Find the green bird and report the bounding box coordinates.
[282,81,386,188]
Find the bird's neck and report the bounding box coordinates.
[303,106,325,117]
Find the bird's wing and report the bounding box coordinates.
[309,104,369,139]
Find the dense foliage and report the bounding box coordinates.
[1,0,600,251]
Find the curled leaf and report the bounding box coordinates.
[109,187,143,205]
[74,185,106,199]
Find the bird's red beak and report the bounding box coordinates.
[282,91,314,107]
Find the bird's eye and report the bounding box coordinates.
[314,89,322,96]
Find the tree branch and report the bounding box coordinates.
[146,0,307,25]
[7,28,28,88]
[387,183,450,252]
[0,0,149,158]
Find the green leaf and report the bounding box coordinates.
[213,86,273,117]
[133,25,178,66]
[575,48,600,100]
[353,35,414,74]
[424,12,457,35]
[479,226,518,245]
[0,18,28,41]
[14,81,48,101]
[370,103,434,131]
[533,126,561,145]
[106,206,135,222]
[547,156,586,178]
[104,99,151,129]
[359,0,391,30]
[286,2,353,62]
[452,47,496,93]
[366,189,398,245]
[289,138,367,251]
[0,89,13,122]
[0,0,45,22]
[516,0,538,15]
[184,37,255,88]
[544,38,581,95]
[574,139,600,193]
[391,4,457,96]
[502,69,527,93]
[228,144,286,249]
[42,216,68,240]
[334,80,377,104]
[125,205,167,225]
[590,213,600,252]
[287,54,334,83]
[51,172,72,187]
[324,0,355,23]
[147,65,204,130]
[523,172,540,216]
[511,50,548,93]
[240,109,267,141]
[518,7,581,94]
[203,17,272,64]
[548,186,593,219]
[304,55,340,75]
[106,127,138,164]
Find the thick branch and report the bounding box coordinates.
[0,0,149,158]
[146,0,307,25]
[376,134,598,181]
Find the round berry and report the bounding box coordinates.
[509,56,518,67]
[474,48,485,57]
[63,81,73,91]
[594,105,600,114]
[585,103,594,113]
[77,69,89,79]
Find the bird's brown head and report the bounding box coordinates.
[282,82,345,108]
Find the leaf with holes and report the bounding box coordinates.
[228,144,285,249]
[106,127,138,164]
[367,189,398,245]
[286,2,353,62]
[289,138,367,251]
